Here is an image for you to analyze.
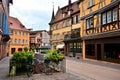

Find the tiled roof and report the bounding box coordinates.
[52,0,80,23]
[8,16,29,31]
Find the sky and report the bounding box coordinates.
[10,0,77,31]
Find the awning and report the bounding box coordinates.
[56,44,64,49]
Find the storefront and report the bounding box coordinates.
[64,38,82,57]
[84,32,120,63]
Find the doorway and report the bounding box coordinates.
[11,48,15,54]
[97,44,101,60]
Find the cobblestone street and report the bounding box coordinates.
[1,56,120,80]
[0,57,93,80]
[4,72,92,80]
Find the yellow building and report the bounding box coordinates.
[80,0,120,63]
[8,16,30,55]
[49,0,82,58]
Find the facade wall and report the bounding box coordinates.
[49,0,82,56]
[30,30,50,52]
[0,0,12,59]
[9,29,30,55]
[8,17,30,55]
[42,31,50,46]
[80,0,120,63]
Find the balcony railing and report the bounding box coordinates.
[64,33,80,40]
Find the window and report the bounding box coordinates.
[22,39,24,44]
[77,3,80,9]
[86,17,94,29]
[78,15,80,22]
[26,33,28,36]
[62,13,65,18]
[15,31,17,35]
[18,39,20,44]
[63,22,66,27]
[76,15,79,23]
[67,19,71,26]
[10,30,13,35]
[26,40,28,44]
[54,25,56,30]
[76,42,82,53]
[70,43,74,52]
[113,8,117,21]
[107,11,112,23]
[9,22,13,26]
[15,39,17,44]
[102,13,106,25]
[53,34,56,40]
[62,32,66,39]
[56,24,59,29]
[56,34,60,40]
[88,0,94,8]
[102,8,118,25]
[86,44,95,56]
[68,11,71,15]
[73,16,76,24]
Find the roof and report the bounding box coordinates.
[49,0,80,24]
[8,16,29,32]
[30,30,49,37]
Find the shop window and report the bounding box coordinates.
[76,42,82,53]
[18,48,22,51]
[86,17,94,29]
[104,44,120,59]
[86,44,95,56]
[70,43,74,52]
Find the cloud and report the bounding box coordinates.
[10,0,77,31]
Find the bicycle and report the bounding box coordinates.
[26,58,53,77]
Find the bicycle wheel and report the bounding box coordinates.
[39,63,46,73]
[45,64,53,75]
[26,65,34,77]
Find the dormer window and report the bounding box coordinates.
[68,10,71,15]
[77,2,80,8]
[62,13,65,18]
[9,22,13,26]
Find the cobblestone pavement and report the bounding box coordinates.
[66,57,120,80]
[0,57,93,80]
[4,72,92,80]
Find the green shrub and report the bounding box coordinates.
[31,47,35,52]
[24,47,29,52]
[44,50,64,64]
[11,51,34,69]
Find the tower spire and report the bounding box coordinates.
[50,2,55,23]
[69,0,71,5]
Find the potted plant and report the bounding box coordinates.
[9,51,34,75]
